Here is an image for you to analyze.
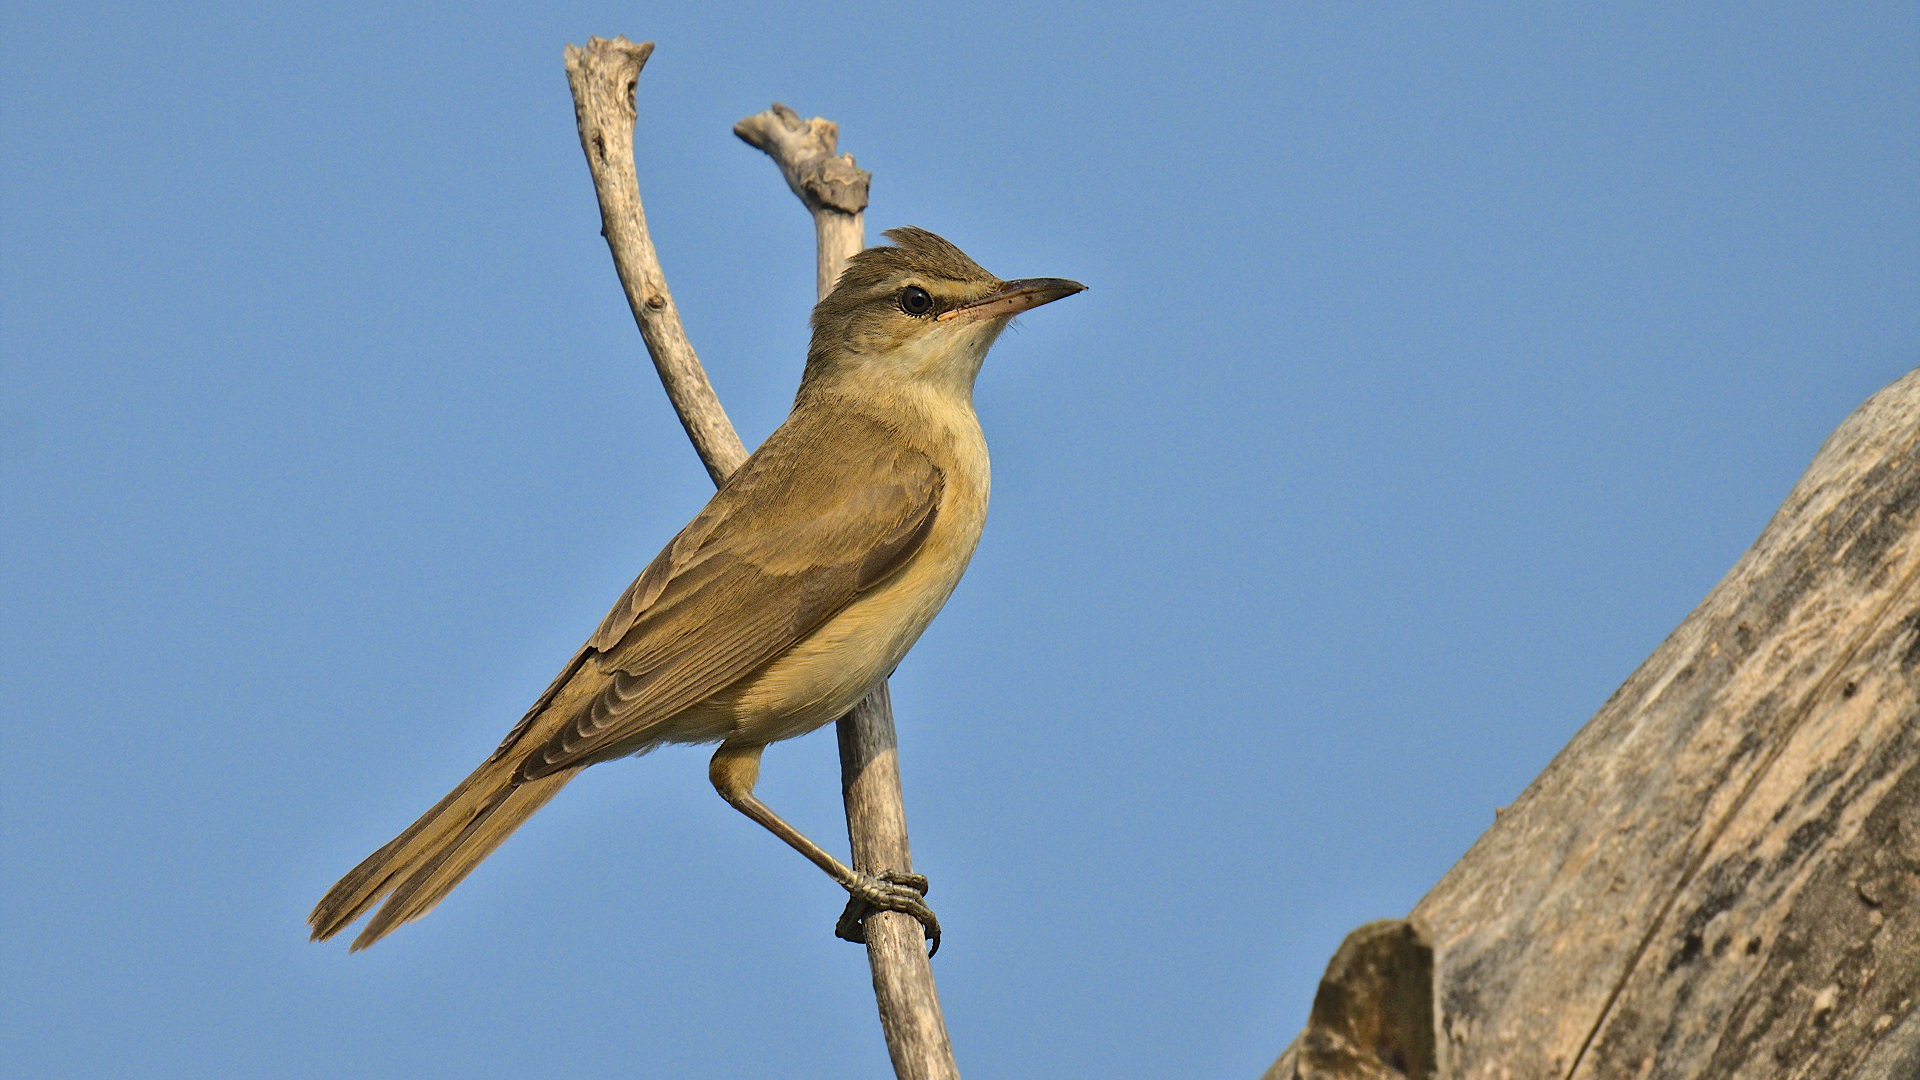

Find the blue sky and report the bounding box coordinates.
[3,3,1915,1078]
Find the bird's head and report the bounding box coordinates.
[803,227,1084,398]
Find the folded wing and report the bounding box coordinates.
[517,414,943,779]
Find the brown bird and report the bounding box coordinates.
[309,227,1083,952]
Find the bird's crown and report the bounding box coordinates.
[837,227,999,291]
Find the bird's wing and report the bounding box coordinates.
[515,416,943,778]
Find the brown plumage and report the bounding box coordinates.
[309,228,1082,950]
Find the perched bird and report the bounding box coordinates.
[309,227,1083,952]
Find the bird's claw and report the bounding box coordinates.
[835,869,940,956]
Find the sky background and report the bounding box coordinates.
[3,3,1916,1078]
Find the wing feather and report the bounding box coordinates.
[518,414,943,779]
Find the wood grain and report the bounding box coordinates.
[733,103,871,299]
[1267,368,1920,1078]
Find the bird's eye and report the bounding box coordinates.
[899,286,933,316]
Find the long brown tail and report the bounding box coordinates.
[308,755,574,950]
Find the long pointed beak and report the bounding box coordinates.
[938,277,1087,322]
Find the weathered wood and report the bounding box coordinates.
[1267,367,1920,1079]
[1265,920,1437,1080]
[564,37,747,486]
[838,685,961,1080]
[733,103,871,299]
[566,41,956,1079]
[738,103,961,1080]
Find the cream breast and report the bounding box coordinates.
[710,399,989,746]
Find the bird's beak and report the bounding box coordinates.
[938,277,1087,322]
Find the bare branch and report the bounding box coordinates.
[738,103,960,1080]
[564,40,957,1080]
[564,36,747,485]
[838,686,961,1080]
[735,103,871,298]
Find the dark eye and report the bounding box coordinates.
[899,286,933,316]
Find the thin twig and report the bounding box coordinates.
[564,39,959,1080]
[736,100,960,1080]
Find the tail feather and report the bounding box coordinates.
[308,768,488,939]
[351,773,570,949]
[308,757,575,949]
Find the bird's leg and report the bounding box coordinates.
[709,741,939,954]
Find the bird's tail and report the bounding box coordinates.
[308,755,574,950]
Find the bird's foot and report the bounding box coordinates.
[835,870,940,956]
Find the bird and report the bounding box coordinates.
[309,227,1084,952]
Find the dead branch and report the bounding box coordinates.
[735,96,958,1080]
[1265,368,1920,1079]
[564,37,958,1080]
[563,37,746,486]
[733,102,871,299]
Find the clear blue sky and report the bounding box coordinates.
[3,3,1915,1078]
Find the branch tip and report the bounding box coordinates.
[734,103,870,217]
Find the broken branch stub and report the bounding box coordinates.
[1264,920,1437,1080]
[735,102,871,299]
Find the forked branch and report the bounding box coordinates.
[564,36,959,1080]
